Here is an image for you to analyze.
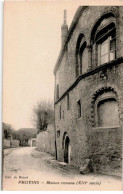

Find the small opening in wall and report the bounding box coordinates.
[56,85,59,100]
[60,105,61,119]
[57,130,60,138]
[63,110,64,119]
[67,94,70,110]
[77,100,81,118]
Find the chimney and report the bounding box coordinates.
[61,10,68,47]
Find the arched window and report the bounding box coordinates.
[97,98,119,127]
[95,92,120,127]
[76,34,88,77]
[91,14,116,67]
[81,46,88,73]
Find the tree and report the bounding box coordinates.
[32,100,54,132]
[15,128,37,146]
[2,122,14,139]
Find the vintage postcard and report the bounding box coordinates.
[2,0,123,191]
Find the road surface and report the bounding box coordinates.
[2,147,122,191]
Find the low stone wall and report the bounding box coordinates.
[3,139,10,148]
[89,126,122,177]
[3,139,20,148]
[37,124,55,156]
[11,139,20,147]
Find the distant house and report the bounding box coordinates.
[17,128,37,146]
[28,138,37,147]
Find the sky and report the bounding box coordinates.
[2,0,122,130]
[3,0,83,130]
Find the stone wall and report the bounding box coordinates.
[3,139,10,148]
[3,139,20,148]
[37,124,55,156]
[55,62,123,170]
[89,127,122,177]
[11,139,20,148]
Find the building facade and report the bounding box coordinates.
[54,6,123,176]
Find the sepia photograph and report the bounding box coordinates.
[2,0,123,191]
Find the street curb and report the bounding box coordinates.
[31,148,80,174]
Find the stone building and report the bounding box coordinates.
[54,6,123,176]
[28,138,37,147]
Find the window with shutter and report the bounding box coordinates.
[96,22,116,66]
[91,15,116,67]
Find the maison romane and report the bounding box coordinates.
[54,6,123,176]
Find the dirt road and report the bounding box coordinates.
[2,147,122,191]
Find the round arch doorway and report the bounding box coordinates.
[63,132,71,164]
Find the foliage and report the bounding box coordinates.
[15,128,37,146]
[32,100,54,132]
[2,122,14,139]
[3,122,37,146]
